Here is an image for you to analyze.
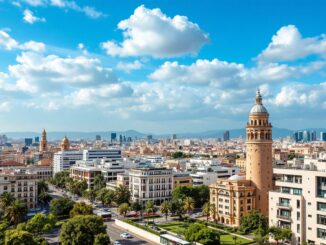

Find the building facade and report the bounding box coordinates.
[53,150,83,174]
[245,90,273,216]
[129,167,173,205]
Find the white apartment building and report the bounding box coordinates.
[0,169,39,209]
[82,149,121,161]
[269,159,326,245]
[129,167,173,205]
[53,150,83,174]
[186,159,221,171]
[141,155,164,164]
[70,159,125,188]
[190,165,240,186]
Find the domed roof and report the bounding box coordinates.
[228,175,245,181]
[249,89,268,114]
[250,104,268,114]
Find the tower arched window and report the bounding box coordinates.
[261,132,265,140]
[254,132,258,139]
[259,120,261,126]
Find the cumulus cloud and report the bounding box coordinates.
[8,52,117,93]
[258,25,326,62]
[101,5,209,58]
[0,30,45,52]
[117,60,143,73]
[23,9,46,24]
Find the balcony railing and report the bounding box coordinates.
[277,203,292,209]
[277,215,292,221]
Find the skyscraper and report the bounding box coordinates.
[223,130,230,141]
[246,90,273,216]
[311,130,317,141]
[110,132,117,142]
[321,132,326,141]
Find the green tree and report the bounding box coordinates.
[183,197,195,216]
[37,180,49,194]
[4,199,27,226]
[130,201,142,216]
[169,199,184,219]
[145,201,158,223]
[269,226,292,245]
[94,233,110,245]
[0,192,15,211]
[118,203,129,217]
[38,191,52,208]
[51,171,70,188]
[4,229,37,245]
[160,201,169,221]
[115,185,131,205]
[0,221,9,244]
[59,215,107,245]
[96,188,115,207]
[83,189,97,203]
[69,202,93,218]
[93,174,106,191]
[202,202,213,222]
[240,210,268,234]
[172,151,184,159]
[25,213,56,235]
[253,226,269,245]
[184,223,220,245]
[50,197,74,219]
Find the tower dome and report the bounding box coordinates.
[61,136,70,151]
[249,89,268,114]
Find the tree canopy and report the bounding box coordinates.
[240,210,268,234]
[172,185,209,208]
[50,197,75,219]
[184,223,220,245]
[59,215,108,245]
[69,202,93,218]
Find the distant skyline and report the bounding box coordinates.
[0,0,325,133]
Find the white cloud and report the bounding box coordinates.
[258,25,326,62]
[117,60,143,73]
[8,52,118,93]
[19,0,105,19]
[23,9,46,24]
[0,30,19,50]
[101,5,209,58]
[0,30,45,53]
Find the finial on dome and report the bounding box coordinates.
[256,89,262,105]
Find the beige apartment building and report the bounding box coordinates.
[0,169,38,209]
[210,175,256,226]
[269,166,326,245]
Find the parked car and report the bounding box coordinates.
[151,226,161,231]
[113,241,121,245]
[120,232,132,239]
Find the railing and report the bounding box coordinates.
[277,203,292,209]
[277,215,292,221]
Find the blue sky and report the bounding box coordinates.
[0,0,325,133]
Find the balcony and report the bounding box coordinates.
[277,203,292,210]
[277,215,292,222]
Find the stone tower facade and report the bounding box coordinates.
[60,136,70,151]
[39,129,48,152]
[245,90,273,216]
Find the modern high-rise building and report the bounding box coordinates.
[34,136,39,143]
[246,89,273,216]
[110,132,117,142]
[24,138,33,146]
[223,130,230,141]
[303,130,311,142]
[311,130,317,141]
[321,132,326,141]
[95,135,101,141]
[53,150,83,174]
[82,149,121,161]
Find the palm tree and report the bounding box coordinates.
[160,201,169,221]
[0,192,15,211]
[37,180,49,194]
[145,201,157,224]
[115,185,130,205]
[38,191,52,208]
[118,203,129,217]
[93,174,106,191]
[83,189,96,203]
[202,202,215,222]
[183,197,195,216]
[5,199,27,226]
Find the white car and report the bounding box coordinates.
[120,232,132,238]
[113,241,121,245]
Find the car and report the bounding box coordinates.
[151,226,161,231]
[120,232,132,238]
[113,241,121,245]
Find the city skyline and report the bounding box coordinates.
[0,0,326,133]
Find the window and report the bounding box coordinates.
[247,199,251,204]
[297,200,300,209]
[297,212,300,221]
[297,224,300,233]
[318,214,326,225]
[317,228,326,239]
[317,177,326,198]
[318,202,326,212]
[293,188,302,195]
[247,206,251,211]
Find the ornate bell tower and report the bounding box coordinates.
[246,90,273,216]
[39,129,48,152]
